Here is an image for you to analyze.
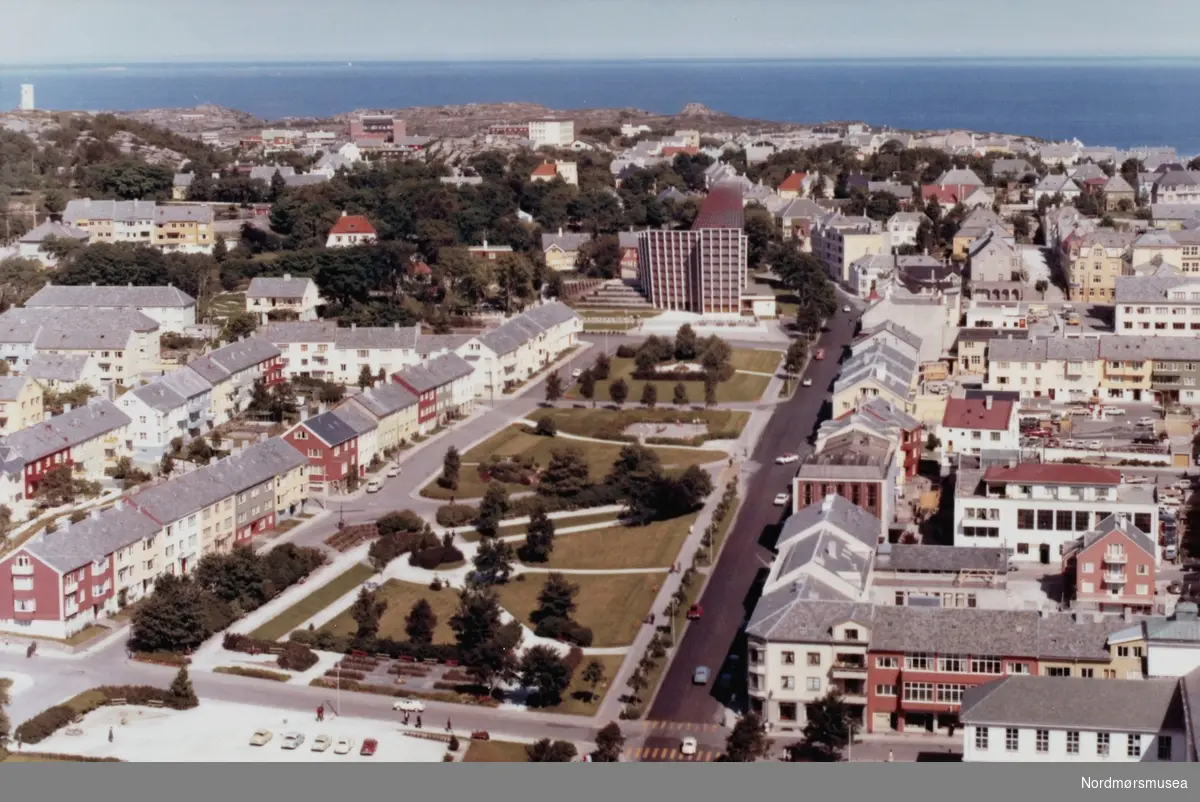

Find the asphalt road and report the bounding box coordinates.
[644,308,859,735]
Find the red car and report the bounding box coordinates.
[360,738,378,756]
[686,604,703,620]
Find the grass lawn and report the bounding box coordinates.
[538,514,697,570]
[421,426,724,500]
[574,308,663,319]
[496,572,665,648]
[583,322,636,332]
[463,740,530,762]
[531,407,748,442]
[565,354,770,404]
[472,511,622,543]
[208,292,246,319]
[730,349,783,374]
[318,579,460,644]
[248,562,374,641]
[544,653,625,716]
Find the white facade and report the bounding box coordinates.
[747,625,869,730]
[246,275,324,322]
[1147,644,1200,678]
[937,400,1020,468]
[528,119,575,148]
[886,213,924,250]
[20,84,34,111]
[963,725,1185,763]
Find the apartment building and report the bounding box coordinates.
[246,274,324,322]
[528,119,575,148]
[341,382,419,454]
[832,344,919,416]
[1062,514,1159,615]
[1101,336,1200,405]
[636,183,749,314]
[391,353,475,433]
[1115,275,1200,335]
[812,214,886,284]
[0,376,44,436]
[985,335,1102,402]
[24,283,197,334]
[968,231,1024,302]
[0,306,161,385]
[283,408,374,493]
[817,397,923,482]
[457,302,582,398]
[937,394,1019,469]
[792,431,898,524]
[25,353,102,393]
[62,199,156,244]
[153,204,214,254]
[1107,603,1200,679]
[263,321,415,384]
[349,114,406,141]
[1152,170,1200,204]
[954,463,1158,564]
[119,367,214,457]
[1066,230,1135,303]
[960,675,1192,762]
[17,220,91,266]
[183,337,283,424]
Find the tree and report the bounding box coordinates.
[798,690,856,761]
[476,482,510,537]
[169,666,199,707]
[544,370,563,403]
[33,465,99,507]
[519,645,573,707]
[220,311,259,342]
[593,352,611,380]
[268,381,298,423]
[441,446,461,490]
[0,504,11,540]
[724,712,771,762]
[520,504,556,563]
[526,738,578,762]
[699,335,733,378]
[534,416,557,437]
[578,368,596,406]
[581,659,606,702]
[592,721,625,762]
[640,382,658,408]
[784,339,807,376]
[495,253,535,313]
[532,572,578,624]
[672,382,689,406]
[405,598,437,645]
[704,375,718,408]
[450,588,521,691]
[674,323,698,360]
[351,587,387,643]
[42,188,66,217]
[130,574,225,653]
[472,536,515,585]
[212,235,229,263]
[609,378,629,407]
[607,444,664,502]
[538,447,590,497]
[357,364,375,389]
[1035,279,1049,298]
[925,433,941,452]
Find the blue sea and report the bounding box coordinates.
[2,59,1200,153]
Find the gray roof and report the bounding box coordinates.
[248,165,295,182]
[856,321,923,353]
[934,168,984,187]
[959,675,1184,733]
[779,198,824,220]
[393,352,473,393]
[131,437,307,525]
[334,324,419,351]
[24,504,162,572]
[172,173,195,188]
[350,382,418,418]
[541,231,593,252]
[298,409,360,446]
[158,367,213,400]
[260,321,337,344]
[617,231,641,249]
[1036,173,1080,193]
[1155,170,1200,189]
[0,399,130,470]
[1079,513,1156,556]
[991,159,1035,178]
[1099,335,1200,362]
[247,275,314,300]
[26,283,196,309]
[0,376,31,401]
[0,307,158,350]
[186,337,281,383]
[796,431,894,480]
[63,199,156,224]
[779,493,882,552]
[283,174,329,188]
[1110,605,1200,648]
[154,205,213,224]
[331,403,378,436]
[523,301,580,331]
[416,334,474,358]
[1114,274,1193,304]
[129,381,186,413]
[476,302,580,356]
[1152,204,1200,222]
[1184,668,1200,761]
[18,220,90,244]
[1103,174,1135,193]
[25,353,90,383]
[877,544,1008,574]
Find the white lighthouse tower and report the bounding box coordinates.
[19,84,34,111]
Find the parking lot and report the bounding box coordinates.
[27,701,448,763]
[1019,402,1172,452]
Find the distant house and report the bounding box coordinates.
[531,161,578,186]
[1034,173,1082,203]
[541,228,592,272]
[172,172,194,200]
[325,212,376,248]
[17,220,90,266]
[920,168,985,205]
[1102,175,1136,211]
[777,172,808,200]
[468,241,513,262]
[245,274,324,322]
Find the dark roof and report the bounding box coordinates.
[692,182,745,230]
[877,544,1008,574]
[960,675,1184,733]
[941,396,1016,431]
[983,463,1122,487]
[297,410,360,446]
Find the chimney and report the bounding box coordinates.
[89,507,101,520]
[114,499,124,511]
[985,395,993,410]
[283,273,291,280]
[558,227,563,236]
[822,493,836,512]
[341,210,347,217]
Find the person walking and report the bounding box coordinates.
[108,727,114,744]
[445,718,452,732]
[416,715,423,729]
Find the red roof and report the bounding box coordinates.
[920,185,963,205]
[532,163,557,177]
[328,214,376,236]
[778,172,807,192]
[983,463,1122,486]
[941,397,1015,431]
[692,184,745,230]
[662,146,700,157]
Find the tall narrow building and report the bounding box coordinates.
[19,84,34,111]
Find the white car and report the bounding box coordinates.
[312,734,332,752]
[281,732,304,750]
[393,698,426,713]
[842,305,851,313]
[365,478,383,493]
[333,737,355,755]
[1087,440,1104,450]
[801,377,813,387]
[1102,406,1126,416]
[386,464,401,478]
[773,492,790,506]
[775,453,799,465]
[680,736,698,756]
[1137,416,1156,427]
[571,368,583,379]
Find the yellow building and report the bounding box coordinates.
[1067,230,1135,303]
[153,204,215,254]
[0,376,44,436]
[344,383,421,453]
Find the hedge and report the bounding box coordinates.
[15,685,198,745]
[223,632,318,672]
[377,510,425,536]
[130,651,191,667]
[534,616,595,647]
[290,628,463,663]
[436,504,478,528]
[277,642,319,671]
[213,666,290,682]
[408,545,465,570]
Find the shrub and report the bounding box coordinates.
[16,684,197,744]
[213,666,290,682]
[436,504,477,528]
[324,669,366,681]
[277,642,319,672]
[534,417,557,437]
[408,545,465,570]
[533,616,595,647]
[377,510,425,536]
[615,344,637,358]
[15,705,79,744]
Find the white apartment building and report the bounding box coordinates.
[62,199,156,244]
[937,394,1020,469]
[24,283,197,334]
[954,462,1158,564]
[261,321,421,384]
[812,214,886,284]
[960,675,1192,763]
[985,335,1102,401]
[456,302,582,398]
[0,307,162,385]
[246,274,324,322]
[528,119,575,148]
[119,368,214,456]
[1115,275,1200,335]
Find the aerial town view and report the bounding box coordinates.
[2,2,1200,790]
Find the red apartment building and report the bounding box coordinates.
[792,431,896,521]
[1062,514,1159,615]
[283,409,362,492]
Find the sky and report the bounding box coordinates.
[7,0,1200,63]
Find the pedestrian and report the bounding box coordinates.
[416,715,422,729]
[887,750,893,763]
[403,712,410,725]
[446,718,452,732]
[108,727,114,744]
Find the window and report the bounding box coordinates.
[843,628,860,641]
[1008,662,1029,675]
[1136,584,1149,595]
[904,652,931,670]
[806,677,821,692]
[1036,730,1049,753]
[782,651,795,665]
[903,682,933,702]
[807,652,821,666]
[1056,510,1074,530]
[1127,735,1141,758]
[1075,511,1090,531]
[1136,564,1148,576]
[1080,668,1094,678]
[936,684,965,704]
[1005,728,1019,752]
[1036,510,1053,530]
[1117,646,1130,658]
[1046,666,1071,677]
[938,655,966,673]
[781,676,795,690]
[1158,735,1173,760]
[779,703,797,722]
[876,656,898,669]
[970,656,1002,675]
[1082,561,1094,573]
[1017,509,1035,529]
[875,684,896,696]
[1066,731,1080,754]
[975,728,989,751]
[1096,732,1110,756]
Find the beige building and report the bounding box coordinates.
[343,382,420,453]
[153,205,214,254]
[812,215,886,284]
[1066,230,1135,303]
[0,376,44,435]
[541,229,592,272]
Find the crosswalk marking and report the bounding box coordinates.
[624,747,716,763]
[642,720,720,733]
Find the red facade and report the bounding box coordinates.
[795,479,885,519]
[263,355,285,387]
[0,550,61,625]
[283,426,358,489]
[392,375,437,425]
[1064,528,1157,613]
[23,448,71,497]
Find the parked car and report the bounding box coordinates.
[360,738,378,756]
[680,737,698,756]
[842,305,852,313]
[1101,406,1126,416]
[1087,440,1104,450]
[571,368,583,379]
[365,479,383,493]
[801,377,813,387]
[686,603,703,620]
[393,698,426,713]
[693,666,710,685]
[386,464,401,478]
[312,734,332,752]
[281,732,304,750]
[1165,545,1179,562]
[333,737,354,755]
[1062,439,1077,448]
[773,492,791,506]
[1137,416,1156,427]
[775,453,799,465]
[250,730,273,747]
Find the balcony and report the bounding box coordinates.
[1104,571,1126,584]
[831,663,868,679]
[829,681,867,704]
[11,563,33,576]
[1103,551,1127,564]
